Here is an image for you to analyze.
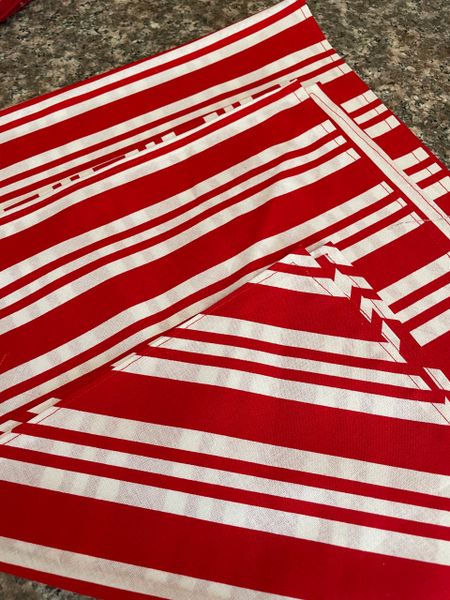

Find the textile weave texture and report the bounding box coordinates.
[0,1,449,598]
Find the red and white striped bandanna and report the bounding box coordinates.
[0,1,449,597]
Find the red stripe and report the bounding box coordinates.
[56,371,450,474]
[0,20,323,169]
[0,481,448,599]
[17,421,450,512]
[140,343,438,403]
[0,0,305,131]
[1,444,448,541]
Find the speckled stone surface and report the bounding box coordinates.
[0,0,448,597]
[0,0,448,163]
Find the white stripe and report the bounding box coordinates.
[33,408,450,497]
[1,87,299,232]
[179,313,405,362]
[342,214,423,262]
[341,91,377,114]
[0,9,309,144]
[252,270,346,296]
[425,368,450,392]
[1,134,343,304]
[1,458,449,565]
[0,0,298,128]
[305,84,450,238]
[354,104,388,125]
[411,308,450,346]
[410,163,442,184]
[0,121,334,289]
[394,148,428,171]
[0,44,335,194]
[379,254,450,305]
[277,253,319,268]
[0,48,331,203]
[305,182,395,251]
[0,420,21,433]
[328,198,406,245]
[0,536,293,600]
[0,149,358,332]
[10,433,449,527]
[395,282,450,323]
[28,397,60,415]
[424,176,450,201]
[0,221,324,412]
[120,355,445,424]
[154,335,429,390]
[365,116,400,138]
[300,62,351,88]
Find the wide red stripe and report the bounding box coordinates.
[54,371,450,474]
[0,481,448,599]
[0,20,323,169]
[0,243,300,402]
[0,0,305,132]
[2,444,448,541]
[18,421,450,512]
[0,89,317,263]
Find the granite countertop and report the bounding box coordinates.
[0,0,449,598]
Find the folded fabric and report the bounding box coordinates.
[0,1,449,598]
[2,0,448,214]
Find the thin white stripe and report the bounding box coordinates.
[10,434,449,527]
[1,87,300,234]
[306,182,394,252]
[0,420,21,433]
[410,163,442,184]
[426,368,450,392]
[28,397,60,415]
[0,8,309,143]
[0,121,334,289]
[341,91,377,114]
[35,408,450,497]
[354,104,388,125]
[0,47,331,202]
[0,221,319,412]
[365,116,400,138]
[0,0,298,127]
[300,62,351,88]
[1,458,448,565]
[277,253,319,267]
[395,283,450,323]
[154,335,429,390]
[252,270,346,296]
[1,133,343,304]
[411,308,450,346]
[178,313,406,362]
[342,214,423,262]
[378,254,450,305]
[328,198,406,245]
[304,85,450,238]
[119,355,445,424]
[394,147,428,171]
[0,149,357,332]
[424,176,450,201]
[0,45,335,192]
[0,536,294,600]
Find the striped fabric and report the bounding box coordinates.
[0,1,449,597]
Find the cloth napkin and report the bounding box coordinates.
[0,1,449,598]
